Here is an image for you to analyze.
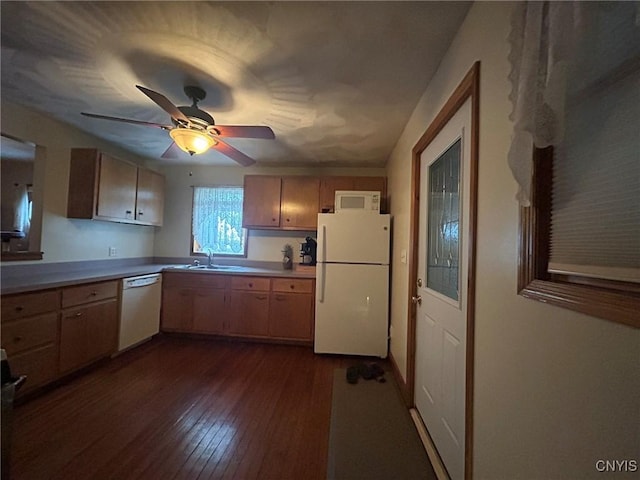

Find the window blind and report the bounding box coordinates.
[548,4,640,283]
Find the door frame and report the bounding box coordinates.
[406,61,479,480]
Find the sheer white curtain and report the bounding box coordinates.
[507,1,577,206]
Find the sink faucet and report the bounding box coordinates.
[207,249,215,267]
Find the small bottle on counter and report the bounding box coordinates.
[282,244,293,270]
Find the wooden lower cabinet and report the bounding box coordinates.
[269,293,313,340]
[1,280,120,396]
[1,306,59,394]
[59,299,118,373]
[227,291,270,337]
[161,273,315,344]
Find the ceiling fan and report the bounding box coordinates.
[81,85,275,166]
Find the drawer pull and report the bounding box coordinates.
[138,211,144,216]
[290,284,295,289]
[275,295,286,301]
[15,306,24,312]
[255,295,267,300]
[13,336,23,343]
[90,291,98,296]
[75,312,83,317]
[126,210,132,214]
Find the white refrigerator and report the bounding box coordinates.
[314,213,390,357]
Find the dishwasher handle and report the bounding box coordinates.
[123,275,161,290]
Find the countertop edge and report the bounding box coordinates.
[1,265,315,295]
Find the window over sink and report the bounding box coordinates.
[191,186,248,257]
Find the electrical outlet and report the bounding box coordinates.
[108,246,117,257]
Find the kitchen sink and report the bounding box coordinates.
[171,264,252,272]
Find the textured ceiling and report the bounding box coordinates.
[1,1,470,167]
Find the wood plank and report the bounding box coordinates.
[10,337,361,480]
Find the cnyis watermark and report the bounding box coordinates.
[595,459,638,473]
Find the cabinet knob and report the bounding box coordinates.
[271,218,276,222]
[248,283,253,288]
[15,306,24,312]
[13,336,23,343]
[90,291,98,296]
[285,218,290,222]
[290,284,295,290]
[75,312,83,317]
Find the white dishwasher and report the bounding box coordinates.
[119,274,162,352]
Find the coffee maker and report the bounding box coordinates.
[300,237,317,266]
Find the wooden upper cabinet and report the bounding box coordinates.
[242,175,282,228]
[135,168,165,226]
[243,174,386,230]
[281,177,320,230]
[319,176,387,213]
[67,148,164,226]
[97,154,137,220]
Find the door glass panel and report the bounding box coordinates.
[426,138,461,301]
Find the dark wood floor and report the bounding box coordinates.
[10,336,361,480]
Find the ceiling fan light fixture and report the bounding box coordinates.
[169,128,217,155]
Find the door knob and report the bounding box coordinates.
[411,295,422,305]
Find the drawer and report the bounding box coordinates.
[271,278,314,294]
[1,290,59,321]
[62,280,118,308]
[1,312,58,356]
[230,276,270,291]
[162,272,228,289]
[11,343,59,394]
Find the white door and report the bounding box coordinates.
[414,98,471,480]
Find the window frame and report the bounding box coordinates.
[190,185,248,258]
[518,146,640,329]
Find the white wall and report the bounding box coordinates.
[0,102,157,264]
[387,2,639,479]
[154,164,385,262]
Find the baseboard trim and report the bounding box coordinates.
[389,350,411,406]
[410,408,451,480]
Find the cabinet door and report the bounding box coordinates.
[192,289,226,334]
[60,300,118,373]
[59,309,87,373]
[269,293,313,340]
[281,177,320,229]
[97,154,138,220]
[228,291,270,336]
[243,175,281,227]
[10,344,58,394]
[86,300,118,362]
[136,168,165,226]
[161,288,194,332]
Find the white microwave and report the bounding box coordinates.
[334,190,381,214]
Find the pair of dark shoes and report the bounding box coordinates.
[346,362,385,384]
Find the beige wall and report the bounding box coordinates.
[387,2,639,479]
[1,102,157,264]
[154,164,385,261]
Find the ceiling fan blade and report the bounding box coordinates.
[136,85,191,124]
[215,138,256,167]
[81,112,171,129]
[213,125,275,139]
[160,142,182,159]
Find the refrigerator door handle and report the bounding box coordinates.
[318,262,326,303]
[319,224,327,263]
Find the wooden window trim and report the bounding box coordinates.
[518,147,640,329]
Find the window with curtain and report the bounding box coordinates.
[510,2,640,328]
[191,186,247,256]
